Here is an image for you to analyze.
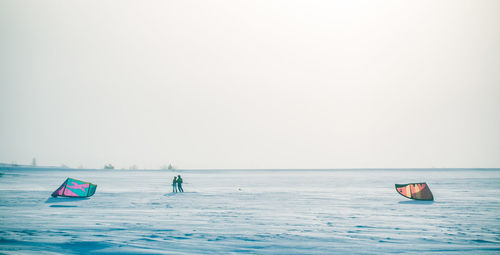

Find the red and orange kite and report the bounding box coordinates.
[395,182,434,201]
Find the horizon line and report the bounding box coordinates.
[0,163,499,171]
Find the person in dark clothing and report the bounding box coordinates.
[172,176,178,193]
[177,175,184,192]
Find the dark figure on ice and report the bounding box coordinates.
[172,176,178,193]
[177,175,184,192]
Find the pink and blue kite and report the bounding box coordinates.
[51,178,97,197]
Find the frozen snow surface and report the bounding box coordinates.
[0,168,499,254]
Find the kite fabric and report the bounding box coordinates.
[395,183,434,201]
[51,178,97,198]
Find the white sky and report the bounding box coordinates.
[1,0,499,169]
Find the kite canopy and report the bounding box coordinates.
[51,178,97,198]
[395,182,434,201]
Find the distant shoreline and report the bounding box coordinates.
[0,164,498,172]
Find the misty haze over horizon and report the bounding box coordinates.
[1,0,499,169]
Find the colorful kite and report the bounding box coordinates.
[51,178,97,198]
[395,182,434,201]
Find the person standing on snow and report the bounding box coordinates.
[172,176,178,193]
[177,175,184,192]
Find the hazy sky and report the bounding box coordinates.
[1,0,499,169]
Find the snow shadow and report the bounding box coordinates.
[163,192,197,197]
[45,197,90,204]
[398,200,434,205]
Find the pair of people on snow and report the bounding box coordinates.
[172,175,183,193]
